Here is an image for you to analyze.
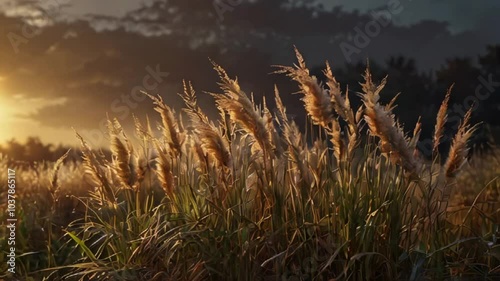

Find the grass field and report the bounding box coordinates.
[1,49,499,280]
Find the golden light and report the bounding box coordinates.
[0,78,15,143]
[0,83,73,145]
[0,101,13,144]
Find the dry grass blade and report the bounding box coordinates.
[385,92,401,112]
[180,80,209,123]
[181,80,232,167]
[324,63,359,159]
[75,130,115,203]
[133,114,154,141]
[324,61,355,126]
[274,85,289,126]
[274,86,309,185]
[410,117,422,158]
[194,125,232,167]
[189,134,208,169]
[361,67,421,174]
[154,141,175,198]
[274,86,302,149]
[108,118,134,189]
[329,118,344,161]
[444,106,478,178]
[50,148,71,199]
[262,96,283,156]
[433,85,453,153]
[274,47,333,128]
[143,91,182,155]
[209,60,272,155]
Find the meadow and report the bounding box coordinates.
[1,49,499,280]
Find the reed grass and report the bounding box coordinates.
[1,49,498,281]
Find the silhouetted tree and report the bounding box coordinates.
[478,45,500,127]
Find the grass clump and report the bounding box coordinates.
[1,49,499,280]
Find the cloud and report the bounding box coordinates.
[68,0,144,17]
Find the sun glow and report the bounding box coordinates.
[0,80,24,143]
[0,86,74,145]
[0,94,15,144]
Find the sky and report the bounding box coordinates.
[1,0,499,32]
[14,0,500,33]
[0,0,499,147]
[323,0,500,33]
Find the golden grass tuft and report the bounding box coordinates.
[444,106,478,178]
[433,85,453,154]
[154,141,175,198]
[75,130,116,204]
[143,91,183,155]
[108,118,134,189]
[274,47,333,128]
[48,148,71,204]
[181,80,232,167]
[210,60,273,157]
[361,67,421,175]
[324,63,360,159]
